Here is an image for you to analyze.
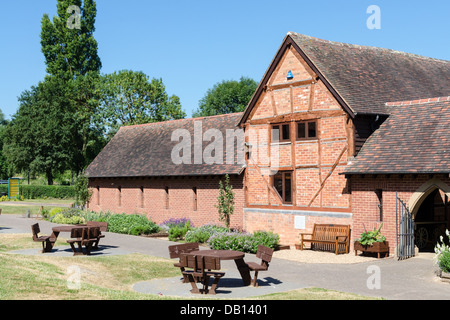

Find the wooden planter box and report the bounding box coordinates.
[354,241,389,259]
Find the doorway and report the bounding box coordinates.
[414,189,449,252]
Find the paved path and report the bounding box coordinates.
[1,214,450,300]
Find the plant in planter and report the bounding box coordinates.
[354,223,389,258]
[357,223,386,246]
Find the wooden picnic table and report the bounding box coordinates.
[51,225,89,255]
[189,249,251,286]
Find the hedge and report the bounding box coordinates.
[0,185,75,199]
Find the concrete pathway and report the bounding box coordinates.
[1,214,450,300]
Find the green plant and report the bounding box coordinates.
[215,174,235,230]
[356,223,386,246]
[435,229,450,273]
[184,224,228,243]
[74,172,93,209]
[106,214,160,236]
[208,230,280,253]
[52,213,86,225]
[49,207,63,218]
[168,220,191,241]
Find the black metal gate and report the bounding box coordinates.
[396,193,415,260]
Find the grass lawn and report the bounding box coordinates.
[0,198,74,215]
[0,234,382,301]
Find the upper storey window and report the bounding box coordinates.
[297,121,317,140]
[272,124,290,142]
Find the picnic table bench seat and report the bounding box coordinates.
[86,221,108,249]
[299,224,351,255]
[66,227,100,256]
[31,223,56,253]
[168,242,200,283]
[179,253,225,295]
[245,245,274,287]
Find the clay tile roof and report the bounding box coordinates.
[344,97,450,175]
[86,113,245,178]
[288,32,450,115]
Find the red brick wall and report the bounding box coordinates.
[244,208,352,246]
[243,42,352,245]
[88,175,245,229]
[351,174,450,255]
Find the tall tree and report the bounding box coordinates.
[99,70,186,134]
[41,0,101,79]
[193,77,258,117]
[3,78,75,185]
[40,0,103,173]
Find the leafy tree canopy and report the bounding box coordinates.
[99,70,186,133]
[193,77,258,117]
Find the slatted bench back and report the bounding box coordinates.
[168,242,199,259]
[312,224,350,252]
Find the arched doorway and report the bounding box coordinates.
[413,188,449,251]
[407,178,450,252]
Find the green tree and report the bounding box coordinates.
[193,77,258,117]
[0,109,10,179]
[3,78,75,185]
[40,0,101,79]
[99,70,186,133]
[40,0,103,173]
[215,174,235,230]
[74,172,93,209]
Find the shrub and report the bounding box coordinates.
[106,214,160,236]
[439,251,450,273]
[168,220,192,241]
[185,224,228,244]
[162,218,193,229]
[52,213,86,225]
[22,185,76,199]
[208,230,279,254]
[49,207,63,218]
[435,229,450,273]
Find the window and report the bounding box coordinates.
[297,121,317,140]
[118,186,122,207]
[193,187,198,211]
[165,187,169,209]
[96,186,100,205]
[140,186,144,208]
[273,171,293,204]
[272,124,290,142]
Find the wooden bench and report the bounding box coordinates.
[67,227,100,256]
[168,242,200,283]
[179,254,225,295]
[86,221,108,249]
[299,224,351,255]
[31,223,56,253]
[245,245,274,287]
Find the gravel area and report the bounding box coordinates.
[273,247,382,264]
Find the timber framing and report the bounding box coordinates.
[237,34,354,128]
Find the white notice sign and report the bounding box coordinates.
[294,216,306,230]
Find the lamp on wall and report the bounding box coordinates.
[287,70,294,80]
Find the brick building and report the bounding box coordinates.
[86,113,246,229]
[237,32,449,255]
[87,32,450,257]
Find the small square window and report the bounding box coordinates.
[272,124,290,142]
[297,121,317,140]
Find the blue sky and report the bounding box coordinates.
[0,0,449,119]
